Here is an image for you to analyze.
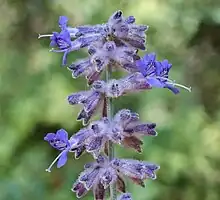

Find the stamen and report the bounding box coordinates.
[38,34,53,39]
[49,49,66,53]
[157,77,191,92]
[49,48,54,52]
[172,83,191,92]
[45,151,65,172]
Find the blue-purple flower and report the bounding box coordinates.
[44,129,71,172]
[136,53,191,94]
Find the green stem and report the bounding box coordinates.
[105,65,117,200]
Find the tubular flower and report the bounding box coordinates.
[136,53,191,94]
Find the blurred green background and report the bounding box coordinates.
[1,0,220,199]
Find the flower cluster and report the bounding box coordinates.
[44,109,157,171]
[40,10,190,200]
[67,72,151,124]
[71,155,159,198]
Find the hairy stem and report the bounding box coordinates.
[103,65,117,200]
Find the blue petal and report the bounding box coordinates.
[59,16,68,29]
[60,30,71,44]
[125,16,135,24]
[62,51,69,66]
[147,77,164,88]
[57,151,68,168]
[143,53,156,65]
[118,193,132,200]
[161,59,172,71]
[155,61,162,76]
[136,60,147,76]
[165,84,180,94]
[44,133,56,142]
[56,129,68,142]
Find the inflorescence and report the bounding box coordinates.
[40,10,191,200]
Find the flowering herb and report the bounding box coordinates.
[39,10,190,200]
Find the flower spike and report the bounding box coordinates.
[41,9,190,200]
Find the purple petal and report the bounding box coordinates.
[79,168,100,190]
[59,16,68,29]
[67,91,91,105]
[75,24,106,36]
[161,59,172,70]
[129,112,140,123]
[136,60,147,76]
[147,77,164,88]
[143,162,160,171]
[112,159,159,180]
[155,61,163,76]
[111,159,144,179]
[57,151,68,168]
[69,128,92,147]
[68,58,92,78]
[116,109,131,122]
[124,37,145,50]
[165,84,180,94]
[62,50,68,66]
[78,34,102,49]
[143,53,156,64]
[114,24,129,38]
[131,24,148,32]
[56,129,68,142]
[44,133,56,142]
[118,193,132,200]
[83,92,101,113]
[125,123,157,136]
[125,16,135,24]
[92,80,106,92]
[108,10,123,25]
[86,136,104,152]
